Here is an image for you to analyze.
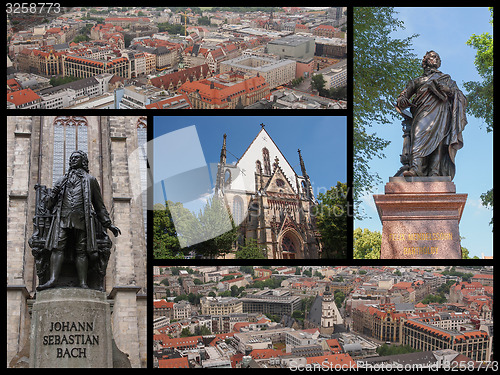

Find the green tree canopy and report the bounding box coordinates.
[463,8,493,227]
[353,227,382,259]
[154,197,238,259]
[153,202,185,259]
[353,7,420,217]
[314,182,348,259]
[464,7,493,132]
[235,238,268,259]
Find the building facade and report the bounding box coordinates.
[219,56,296,89]
[402,319,490,362]
[215,125,321,259]
[7,116,148,367]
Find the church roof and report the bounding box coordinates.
[233,126,303,194]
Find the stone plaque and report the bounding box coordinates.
[374,177,467,259]
[29,288,113,368]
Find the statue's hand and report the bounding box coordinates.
[108,224,121,237]
[436,82,451,94]
[397,96,411,110]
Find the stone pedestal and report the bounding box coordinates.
[29,288,113,368]
[373,177,467,259]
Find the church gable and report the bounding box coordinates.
[235,127,298,194]
[264,159,296,195]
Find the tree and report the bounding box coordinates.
[311,74,326,93]
[153,202,184,259]
[235,238,268,259]
[353,227,382,259]
[314,182,348,259]
[164,197,238,259]
[180,327,192,337]
[353,7,420,217]
[463,8,493,227]
[464,7,493,132]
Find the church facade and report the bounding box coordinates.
[215,124,322,259]
[6,116,148,367]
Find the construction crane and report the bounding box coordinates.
[181,11,188,36]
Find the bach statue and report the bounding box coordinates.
[29,150,120,291]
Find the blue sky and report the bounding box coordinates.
[354,7,493,258]
[153,116,347,212]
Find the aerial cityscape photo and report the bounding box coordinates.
[153,266,493,369]
[7,6,347,109]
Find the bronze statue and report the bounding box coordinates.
[395,51,467,179]
[29,151,120,291]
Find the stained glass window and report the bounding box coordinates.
[52,116,88,184]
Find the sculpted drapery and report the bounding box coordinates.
[396,51,467,179]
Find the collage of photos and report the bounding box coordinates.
[6,5,494,371]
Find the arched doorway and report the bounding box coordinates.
[279,230,302,259]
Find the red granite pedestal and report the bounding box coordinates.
[373,177,467,259]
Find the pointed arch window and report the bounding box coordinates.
[52,116,88,184]
[232,195,244,225]
[262,147,271,175]
[256,160,262,174]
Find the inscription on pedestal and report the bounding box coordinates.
[30,288,113,368]
[374,177,466,259]
[42,321,99,359]
[388,232,454,256]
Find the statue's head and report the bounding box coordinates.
[69,150,89,172]
[422,51,441,70]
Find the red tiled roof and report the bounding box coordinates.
[7,89,40,106]
[158,356,189,368]
[306,353,356,368]
[179,74,269,106]
[150,64,210,90]
[154,300,174,309]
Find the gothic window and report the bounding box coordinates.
[232,195,244,225]
[137,117,148,236]
[282,235,296,253]
[276,179,285,187]
[224,169,231,185]
[262,148,271,175]
[52,116,88,184]
[256,160,262,174]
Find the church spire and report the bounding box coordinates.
[298,149,313,201]
[215,134,227,196]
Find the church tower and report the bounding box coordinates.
[320,284,342,336]
[217,123,321,259]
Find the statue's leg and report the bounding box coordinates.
[75,230,89,289]
[428,143,444,176]
[403,157,424,177]
[37,227,68,291]
[36,250,64,290]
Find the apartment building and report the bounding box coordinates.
[201,297,244,316]
[219,56,296,90]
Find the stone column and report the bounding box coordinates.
[105,116,146,367]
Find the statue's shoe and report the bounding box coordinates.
[36,279,56,291]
